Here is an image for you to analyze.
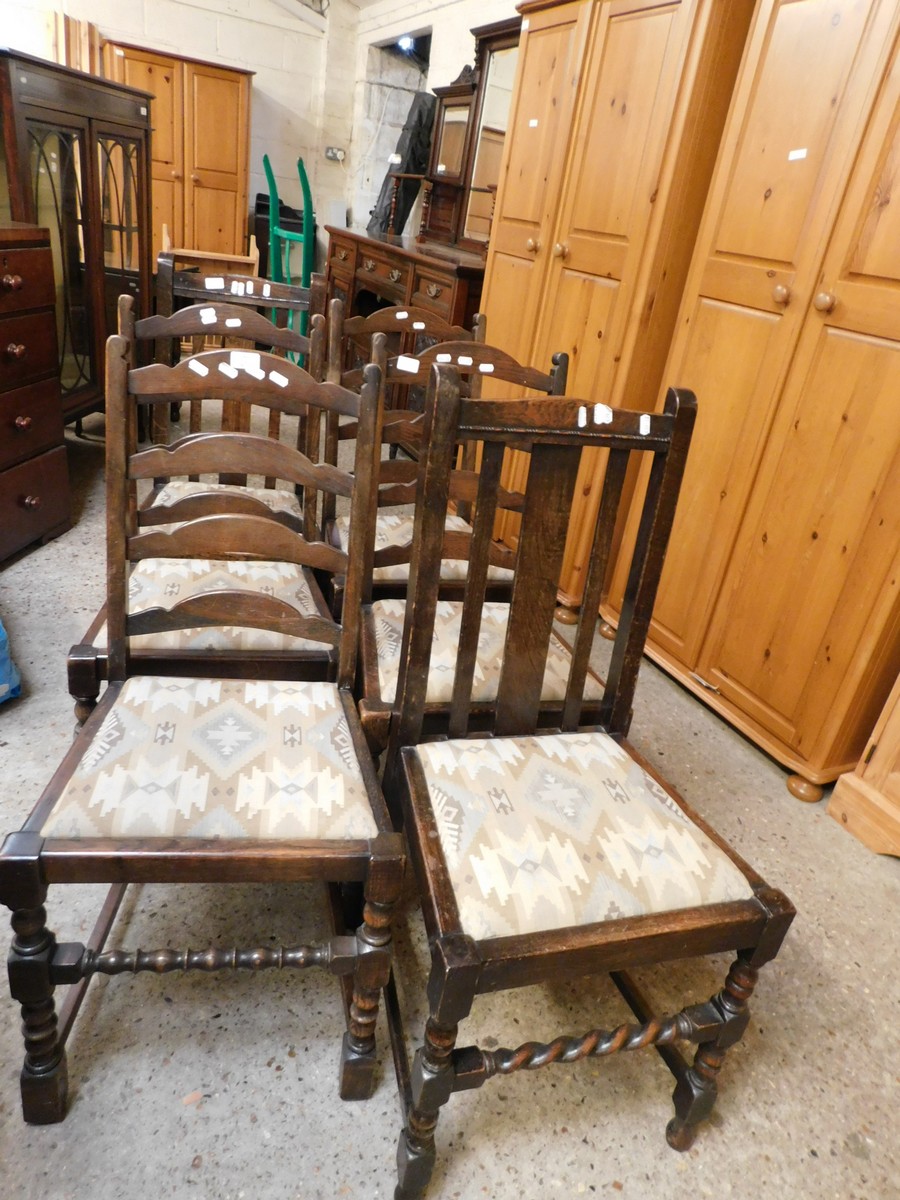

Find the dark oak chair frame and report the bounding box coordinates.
[0,332,404,1126]
[379,367,795,1198]
[67,297,330,725]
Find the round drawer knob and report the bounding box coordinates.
[14,415,33,431]
[553,242,570,259]
[23,495,42,509]
[813,290,837,313]
[772,284,791,305]
[2,273,23,291]
[525,237,541,253]
[6,343,27,359]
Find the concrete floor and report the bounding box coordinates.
[0,417,897,1200]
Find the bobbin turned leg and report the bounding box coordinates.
[395,935,481,1200]
[1,834,68,1124]
[340,841,404,1100]
[666,954,758,1151]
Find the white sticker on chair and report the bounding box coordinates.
[593,404,613,425]
[225,318,242,328]
[218,363,239,379]
[204,277,225,290]
[231,281,245,295]
[578,405,588,427]
[479,363,495,373]
[396,355,420,374]
[640,413,651,435]
[230,351,262,373]
[413,321,426,330]
[395,311,409,320]
[200,307,217,325]
[188,359,209,377]
[788,148,807,161]
[457,355,473,366]
[436,353,452,363]
[246,282,254,295]
[263,283,271,297]
[269,370,289,388]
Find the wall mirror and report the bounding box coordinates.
[419,17,520,251]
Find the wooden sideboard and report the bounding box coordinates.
[324,227,484,331]
[0,223,70,561]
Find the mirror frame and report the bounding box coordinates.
[419,17,521,253]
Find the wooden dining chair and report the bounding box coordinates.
[380,366,795,1197]
[0,330,403,1126]
[66,296,334,727]
[154,250,327,438]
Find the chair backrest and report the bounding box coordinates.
[385,366,697,765]
[104,316,383,688]
[157,250,326,327]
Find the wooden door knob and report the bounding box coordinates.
[6,343,26,359]
[23,494,42,509]
[171,170,182,180]
[553,242,570,259]
[772,284,791,305]
[525,237,541,253]
[813,290,837,313]
[2,273,23,290]
[14,415,33,430]
[190,173,201,183]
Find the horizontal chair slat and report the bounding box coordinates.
[126,596,341,646]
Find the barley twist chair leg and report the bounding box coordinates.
[395,1017,459,1200]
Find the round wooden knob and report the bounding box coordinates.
[2,273,23,290]
[171,170,182,180]
[14,415,33,430]
[525,237,541,253]
[191,173,200,183]
[772,284,790,305]
[813,290,836,313]
[23,494,42,509]
[6,343,26,359]
[553,242,570,259]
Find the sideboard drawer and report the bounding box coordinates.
[0,377,64,470]
[411,268,454,319]
[0,446,70,560]
[358,249,410,303]
[0,244,56,315]
[0,310,58,389]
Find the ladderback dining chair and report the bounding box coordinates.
[0,329,403,1127]
[67,296,332,724]
[380,366,795,1198]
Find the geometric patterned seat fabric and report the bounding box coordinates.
[41,677,379,840]
[93,558,327,653]
[334,512,514,584]
[413,730,754,940]
[152,478,304,521]
[370,599,606,706]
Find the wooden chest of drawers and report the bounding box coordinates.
[0,223,71,561]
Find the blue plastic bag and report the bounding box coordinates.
[0,616,21,704]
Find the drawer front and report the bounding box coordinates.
[0,446,71,561]
[0,245,55,316]
[328,236,356,274]
[357,251,410,302]
[0,311,58,390]
[0,378,65,471]
[411,269,455,319]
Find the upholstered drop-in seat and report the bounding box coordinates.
[42,676,379,841]
[410,730,755,942]
[334,513,514,585]
[369,599,605,706]
[92,558,328,653]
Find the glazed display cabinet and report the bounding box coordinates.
[0,50,152,423]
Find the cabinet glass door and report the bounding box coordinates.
[28,122,93,398]
[98,133,143,346]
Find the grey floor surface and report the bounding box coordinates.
[0,417,897,1200]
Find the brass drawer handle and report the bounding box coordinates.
[426,283,443,299]
[2,273,23,291]
[14,415,33,431]
[336,248,349,261]
[23,494,42,509]
[6,343,27,359]
[389,268,402,283]
[363,257,376,272]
